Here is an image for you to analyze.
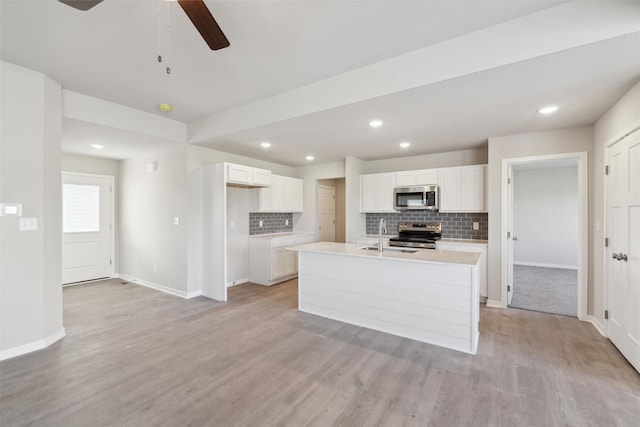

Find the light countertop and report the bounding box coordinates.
[249,232,314,240]
[438,239,488,245]
[288,242,480,266]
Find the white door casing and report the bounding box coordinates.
[500,152,588,319]
[506,166,514,306]
[62,172,114,284]
[606,129,640,373]
[317,185,336,242]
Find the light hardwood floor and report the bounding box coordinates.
[1,278,639,426]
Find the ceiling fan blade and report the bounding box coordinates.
[58,0,103,11]
[177,0,230,50]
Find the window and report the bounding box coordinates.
[63,184,100,233]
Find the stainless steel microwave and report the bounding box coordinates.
[394,185,439,211]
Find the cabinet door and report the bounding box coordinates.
[270,175,285,211]
[438,168,460,212]
[361,174,377,212]
[284,177,304,212]
[252,168,271,186]
[460,166,486,212]
[361,173,396,212]
[227,163,252,184]
[377,173,396,211]
[272,247,296,279]
[415,169,438,185]
[396,171,416,187]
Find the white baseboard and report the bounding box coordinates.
[485,299,504,308]
[226,278,249,288]
[0,328,66,361]
[514,261,578,270]
[588,315,607,337]
[118,274,191,299]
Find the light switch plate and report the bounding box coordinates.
[0,203,22,217]
[473,222,479,230]
[174,217,180,225]
[19,217,38,231]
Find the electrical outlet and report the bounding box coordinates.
[259,220,263,228]
[285,219,289,226]
[174,217,180,225]
[473,222,479,230]
[153,264,158,273]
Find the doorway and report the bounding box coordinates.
[316,178,346,243]
[62,172,114,285]
[502,152,588,320]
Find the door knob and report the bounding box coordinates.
[612,253,628,261]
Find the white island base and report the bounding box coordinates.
[291,242,480,355]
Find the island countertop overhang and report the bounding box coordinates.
[288,242,480,266]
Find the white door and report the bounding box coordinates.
[606,130,640,372]
[317,185,335,242]
[62,172,113,284]
[506,166,515,305]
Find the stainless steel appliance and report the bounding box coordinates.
[394,185,438,211]
[388,222,441,249]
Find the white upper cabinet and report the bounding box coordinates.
[415,169,439,185]
[225,163,271,187]
[361,172,395,212]
[396,169,439,187]
[258,175,304,212]
[284,177,304,212]
[395,170,416,187]
[438,165,486,212]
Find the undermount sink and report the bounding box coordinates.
[359,246,418,254]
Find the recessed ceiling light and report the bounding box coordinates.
[305,155,315,161]
[260,141,271,148]
[369,119,383,128]
[399,141,411,148]
[159,103,173,112]
[538,105,558,115]
[91,144,104,149]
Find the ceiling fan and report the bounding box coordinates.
[58,0,230,50]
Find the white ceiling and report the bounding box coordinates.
[2,0,639,166]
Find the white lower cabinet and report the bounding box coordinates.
[437,241,488,298]
[249,233,314,285]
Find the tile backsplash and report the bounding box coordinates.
[366,212,488,240]
[250,212,294,235]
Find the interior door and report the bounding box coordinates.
[317,185,336,242]
[506,165,514,305]
[606,130,640,373]
[62,172,113,284]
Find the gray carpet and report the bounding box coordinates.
[510,265,577,317]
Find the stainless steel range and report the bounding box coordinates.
[388,222,441,249]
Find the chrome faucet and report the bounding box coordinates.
[378,218,387,253]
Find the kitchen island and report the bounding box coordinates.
[289,242,480,354]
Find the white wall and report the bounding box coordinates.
[226,187,250,285]
[345,156,366,242]
[363,147,487,173]
[487,126,593,307]
[592,80,640,329]
[0,61,64,359]
[513,166,578,268]
[119,146,189,294]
